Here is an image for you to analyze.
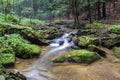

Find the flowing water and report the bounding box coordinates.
[15,29,120,80]
[20,32,76,80]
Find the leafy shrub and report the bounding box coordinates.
[0,13,45,26]
[93,20,101,27]
[0,14,19,24]
[20,18,46,26]
[108,25,120,33]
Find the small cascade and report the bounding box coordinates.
[21,32,76,80]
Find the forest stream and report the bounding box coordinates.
[14,29,120,80]
[15,30,76,80]
[1,1,120,80]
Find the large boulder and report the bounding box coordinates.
[103,35,120,48]
[54,50,100,64]
[88,45,106,57]
[0,34,41,59]
[74,36,99,48]
[0,23,47,45]
[113,47,120,58]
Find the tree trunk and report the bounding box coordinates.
[102,2,106,19]
[88,0,92,23]
[97,0,101,20]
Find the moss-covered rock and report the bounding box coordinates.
[0,54,15,65]
[40,27,63,39]
[54,50,100,64]
[103,35,120,48]
[0,23,47,45]
[113,47,120,58]
[0,34,41,59]
[77,29,94,36]
[71,45,81,50]
[0,47,15,66]
[54,56,66,63]
[15,44,41,58]
[88,45,106,57]
[74,36,99,48]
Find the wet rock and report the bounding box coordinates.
[0,68,27,80]
[88,45,106,57]
[54,50,100,64]
[68,33,76,41]
[113,47,120,58]
[74,36,99,48]
[102,35,120,48]
[0,23,47,45]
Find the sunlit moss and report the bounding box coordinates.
[54,50,100,64]
[74,36,99,48]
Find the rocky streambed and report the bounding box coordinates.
[1,23,120,80]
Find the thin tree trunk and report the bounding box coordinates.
[74,0,80,26]
[97,0,101,20]
[102,2,106,19]
[88,0,92,23]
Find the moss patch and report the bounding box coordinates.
[113,47,120,58]
[0,54,15,65]
[0,34,41,59]
[103,35,120,48]
[88,45,106,57]
[0,23,47,45]
[54,50,100,64]
[74,36,99,48]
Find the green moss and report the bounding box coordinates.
[113,47,120,58]
[103,35,120,48]
[54,50,100,64]
[0,34,41,59]
[74,36,99,48]
[67,50,100,63]
[85,21,101,29]
[31,45,41,55]
[15,44,41,58]
[108,25,120,33]
[0,23,47,45]
[7,37,41,58]
[54,56,66,63]
[88,45,106,57]
[0,54,15,65]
